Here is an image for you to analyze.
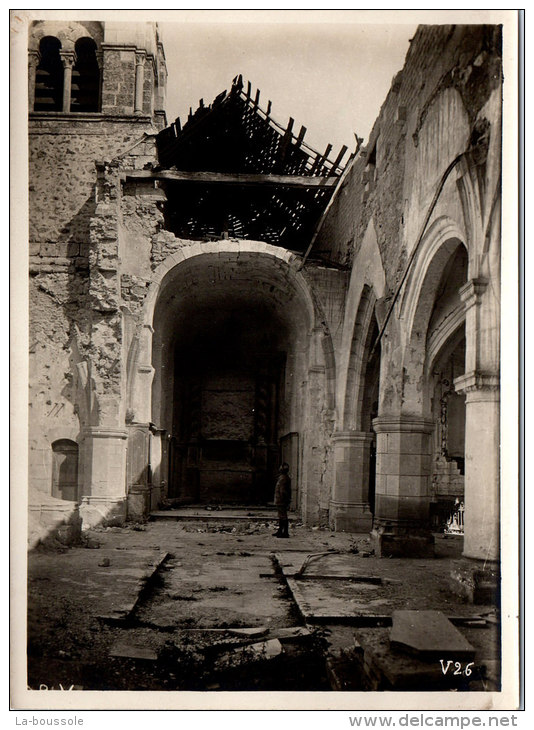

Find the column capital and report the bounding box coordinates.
[135,50,147,66]
[60,51,76,68]
[332,430,374,444]
[454,370,500,395]
[459,277,488,309]
[81,427,128,440]
[28,49,40,67]
[372,415,434,434]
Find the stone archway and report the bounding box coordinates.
[330,285,381,531]
[372,231,470,557]
[423,245,469,533]
[127,241,336,520]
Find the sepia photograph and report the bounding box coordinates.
[10,8,521,712]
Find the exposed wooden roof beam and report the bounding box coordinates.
[122,169,338,188]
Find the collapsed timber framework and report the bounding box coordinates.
[28,21,502,570]
[148,74,353,252]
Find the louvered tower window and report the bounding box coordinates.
[34,36,63,111]
[71,37,100,112]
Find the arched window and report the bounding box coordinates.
[34,36,63,111]
[51,439,79,502]
[71,37,100,112]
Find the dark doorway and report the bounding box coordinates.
[167,304,286,505]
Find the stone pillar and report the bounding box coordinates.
[60,51,75,112]
[371,415,434,557]
[460,279,491,373]
[149,427,165,510]
[299,359,327,526]
[125,423,154,520]
[132,324,155,423]
[134,51,146,114]
[454,372,499,561]
[95,50,104,112]
[79,427,128,528]
[453,277,500,562]
[329,431,373,532]
[28,50,40,109]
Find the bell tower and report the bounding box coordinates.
[27,19,168,545]
[29,20,167,124]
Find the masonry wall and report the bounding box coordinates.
[315,25,502,283]
[319,24,502,558]
[28,111,159,526]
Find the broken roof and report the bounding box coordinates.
[154,76,352,252]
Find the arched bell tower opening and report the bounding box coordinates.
[34,36,63,111]
[71,37,100,112]
[147,245,322,509]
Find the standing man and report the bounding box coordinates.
[273,463,291,538]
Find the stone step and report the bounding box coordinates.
[149,507,297,523]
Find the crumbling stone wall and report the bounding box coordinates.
[315,24,502,417]
[29,119,156,248]
[315,25,502,287]
[28,118,159,505]
[316,25,502,546]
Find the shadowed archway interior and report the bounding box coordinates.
[151,251,313,505]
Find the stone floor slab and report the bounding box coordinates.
[390,610,476,659]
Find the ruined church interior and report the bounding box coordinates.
[21,17,512,695]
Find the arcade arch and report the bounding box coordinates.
[126,243,336,514]
[371,235,470,556]
[330,285,381,531]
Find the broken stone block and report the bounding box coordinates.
[213,638,282,672]
[228,627,268,638]
[271,627,311,640]
[355,628,476,690]
[449,561,500,604]
[390,610,475,659]
[109,641,158,661]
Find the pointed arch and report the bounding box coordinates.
[402,236,469,414]
[342,285,380,431]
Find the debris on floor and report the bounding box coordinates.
[213,638,283,673]
[27,519,501,692]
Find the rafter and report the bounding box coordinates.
[122,169,338,189]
